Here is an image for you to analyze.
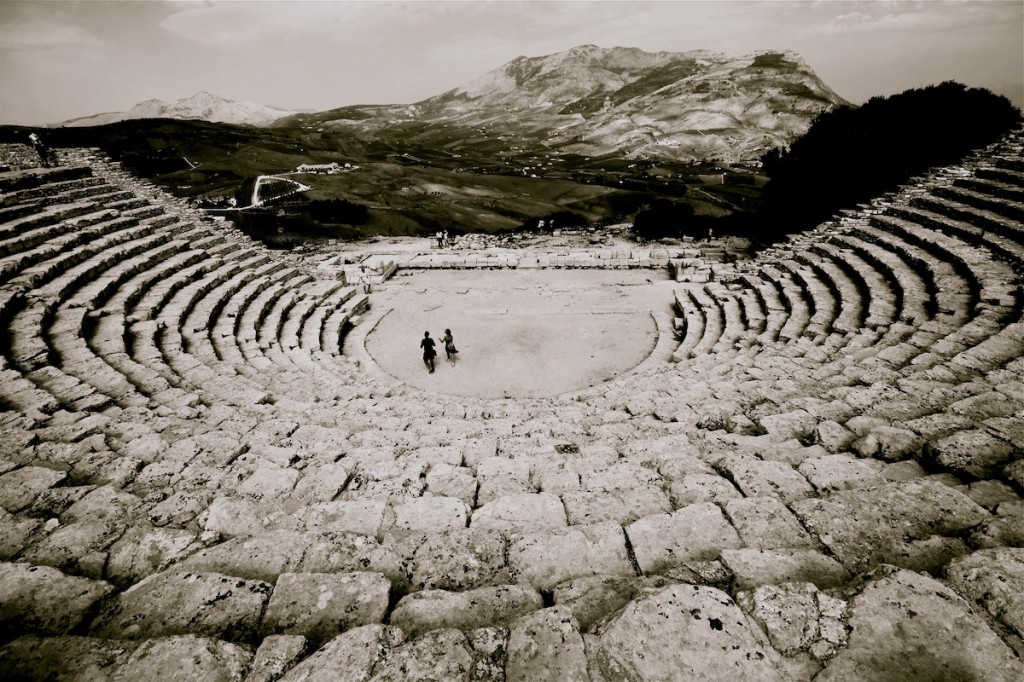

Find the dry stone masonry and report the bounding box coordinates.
[0,132,1023,679]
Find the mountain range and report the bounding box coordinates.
[56,91,307,128]
[54,46,846,163]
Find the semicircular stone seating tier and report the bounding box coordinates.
[0,137,1023,680]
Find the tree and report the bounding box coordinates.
[632,200,695,240]
[758,82,1021,242]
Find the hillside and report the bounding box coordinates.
[277,46,846,163]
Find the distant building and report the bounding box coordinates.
[296,162,344,174]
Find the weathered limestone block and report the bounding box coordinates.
[950,392,1022,420]
[790,480,988,573]
[508,522,634,590]
[133,459,186,491]
[720,548,851,590]
[246,635,308,682]
[339,461,426,504]
[0,634,137,680]
[20,518,123,578]
[0,508,42,560]
[120,433,167,463]
[296,532,402,583]
[384,527,510,592]
[904,411,975,441]
[169,431,247,467]
[537,469,582,494]
[471,492,566,532]
[758,409,816,442]
[879,459,927,481]
[0,562,115,639]
[405,445,464,470]
[652,448,714,481]
[91,570,271,641]
[366,628,489,681]
[177,530,310,583]
[668,473,742,507]
[237,466,300,502]
[945,548,1024,641]
[459,438,499,469]
[553,574,679,632]
[931,429,1018,479]
[582,462,663,492]
[718,454,814,504]
[736,582,848,679]
[463,626,510,681]
[798,454,885,494]
[817,566,1024,681]
[984,414,1024,450]
[961,479,1021,511]
[110,635,253,682]
[851,425,925,461]
[296,500,387,537]
[424,464,477,504]
[625,503,742,573]
[286,462,349,506]
[476,456,533,504]
[815,420,856,453]
[261,572,390,642]
[506,606,589,682]
[203,496,267,537]
[105,526,203,587]
[389,585,542,639]
[30,485,95,518]
[724,497,817,549]
[1005,459,1024,491]
[589,584,785,680]
[278,624,404,682]
[388,496,468,533]
[0,466,67,513]
[561,487,672,525]
[148,489,215,527]
[967,499,1024,548]
[752,440,831,467]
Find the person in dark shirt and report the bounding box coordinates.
[420,331,436,373]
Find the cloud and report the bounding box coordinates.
[158,0,406,47]
[811,0,1022,36]
[0,3,103,51]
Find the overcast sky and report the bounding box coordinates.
[2,0,1021,125]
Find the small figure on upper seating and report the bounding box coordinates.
[420,331,437,373]
[358,265,372,295]
[28,132,52,168]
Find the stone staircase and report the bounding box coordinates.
[0,136,1022,680]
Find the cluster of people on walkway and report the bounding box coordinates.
[420,329,458,373]
[434,230,450,249]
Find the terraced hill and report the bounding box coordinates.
[0,132,1023,680]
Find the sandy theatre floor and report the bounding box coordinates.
[360,269,674,398]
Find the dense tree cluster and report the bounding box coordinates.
[631,200,696,240]
[303,198,370,225]
[758,81,1021,241]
